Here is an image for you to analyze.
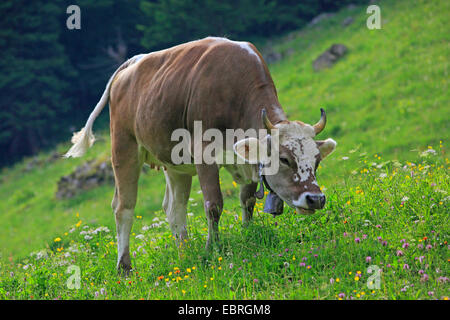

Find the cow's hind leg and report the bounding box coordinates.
[163,169,192,245]
[111,134,143,274]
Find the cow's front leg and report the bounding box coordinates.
[196,163,223,250]
[240,182,257,224]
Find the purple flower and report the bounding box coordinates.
[428,291,434,296]
[418,269,424,275]
[437,276,449,284]
[343,232,348,237]
[419,256,425,263]
[403,264,410,270]
[426,244,432,250]
[417,243,424,249]
[366,256,372,263]
[402,242,409,249]
[377,236,382,241]
[382,240,388,246]
[355,237,361,243]
[338,293,345,298]
[330,278,335,284]
[396,250,404,256]
[299,262,306,267]
[421,274,429,282]
[400,239,406,243]
[376,224,381,229]
[302,257,307,261]
[229,263,234,269]
[253,279,259,283]
[362,234,368,239]
[314,254,318,258]
[400,287,407,292]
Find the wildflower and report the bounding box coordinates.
[426,244,432,250]
[402,242,410,249]
[417,243,424,249]
[54,237,61,242]
[421,274,429,282]
[366,256,372,263]
[355,237,361,244]
[354,276,360,281]
[253,279,259,283]
[338,293,345,299]
[218,257,223,262]
[396,250,404,256]
[403,264,410,270]
[336,278,340,282]
[330,278,335,284]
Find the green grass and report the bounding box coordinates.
[0,0,448,300]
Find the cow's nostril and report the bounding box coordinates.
[305,193,326,209]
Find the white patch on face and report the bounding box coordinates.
[276,122,319,182]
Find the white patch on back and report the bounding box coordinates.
[206,37,261,63]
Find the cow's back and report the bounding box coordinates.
[110,37,280,166]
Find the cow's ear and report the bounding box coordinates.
[316,138,337,159]
[233,137,270,164]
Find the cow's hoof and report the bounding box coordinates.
[117,259,132,276]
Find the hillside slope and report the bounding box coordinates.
[0,0,448,266]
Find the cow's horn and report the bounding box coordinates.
[262,108,276,132]
[313,108,326,135]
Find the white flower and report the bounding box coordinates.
[135,234,145,240]
[84,235,93,240]
[342,156,349,160]
[401,196,409,202]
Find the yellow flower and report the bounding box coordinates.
[182,290,186,295]
[354,276,360,281]
[75,220,82,228]
[186,268,191,273]
[336,278,340,282]
[348,271,352,275]
[54,237,61,242]
[218,257,223,262]
[232,181,237,188]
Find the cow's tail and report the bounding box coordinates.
[64,54,144,158]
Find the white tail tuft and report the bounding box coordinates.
[63,53,146,159]
[64,127,95,158]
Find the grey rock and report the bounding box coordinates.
[313,44,348,71]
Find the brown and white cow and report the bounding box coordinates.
[64,37,336,273]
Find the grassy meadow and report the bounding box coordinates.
[0,0,448,300]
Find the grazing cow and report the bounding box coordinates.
[64,37,336,273]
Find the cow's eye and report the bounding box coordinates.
[280,157,290,166]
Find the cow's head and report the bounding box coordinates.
[234,108,336,215]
